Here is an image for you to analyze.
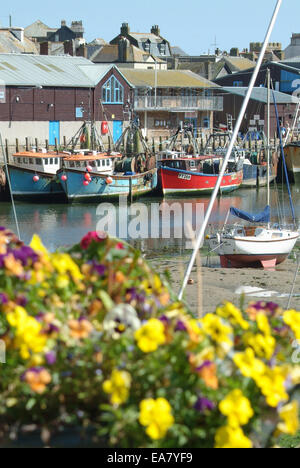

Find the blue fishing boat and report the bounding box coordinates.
[58,153,157,203]
[6,151,66,201]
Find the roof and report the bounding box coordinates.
[121,69,219,88]
[223,57,256,72]
[223,87,300,104]
[92,43,164,64]
[171,46,189,56]
[0,54,102,87]
[24,20,56,39]
[0,30,38,54]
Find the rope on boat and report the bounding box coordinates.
[0,133,21,240]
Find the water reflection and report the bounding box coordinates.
[0,186,299,252]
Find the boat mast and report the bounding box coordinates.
[267,68,271,209]
[178,0,283,301]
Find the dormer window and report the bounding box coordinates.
[144,40,151,53]
[159,42,166,55]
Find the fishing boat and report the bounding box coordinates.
[6,151,66,201]
[59,152,157,203]
[157,153,243,196]
[207,71,299,270]
[242,158,276,188]
[283,142,300,183]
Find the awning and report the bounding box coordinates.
[230,205,271,223]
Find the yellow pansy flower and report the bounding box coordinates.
[219,390,254,428]
[215,425,253,449]
[256,367,289,408]
[233,348,266,379]
[243,332,276,360]
[256,313,271,336]
[283,310,300,340]
[216,302,249,330]
[278,401,299,435]
[201,314,233,347]
[103,370,131,406]
[139,398,174,440]
[135,319,166,353]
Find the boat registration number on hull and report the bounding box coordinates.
[178,173,192,181]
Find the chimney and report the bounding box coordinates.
[40,41,50,55]
[10,27,24,42]
[71,20,84,38]
[230,47,239,57]
[118,37,130,62]
[76,43,88,58]
[61,20,67,27]
[121,23,130,36]
[64,40,75,56]
[151,25,160,36]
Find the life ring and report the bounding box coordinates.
[106,177,113,185]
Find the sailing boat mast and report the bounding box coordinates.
[267,68,271,208]
[178,0,283,301]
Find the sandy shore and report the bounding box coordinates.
[149,256,300,316]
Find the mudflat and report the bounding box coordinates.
[150,256,300,316]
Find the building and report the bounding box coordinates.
[0,54,133,146]
[214,61,300,96]
[121,68,222,138]
[0,27,38,54]
[284,34,300,60]
[24,20,56,43]
[216,87,299,136]
[110,23,172,60]
[91,41,167,70]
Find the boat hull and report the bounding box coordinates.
[159,167,243,196]
[59,168,158,203]
[284,144,300,183]
[210,233,299,269]
[6,165,65,201]
[242,164,275,188]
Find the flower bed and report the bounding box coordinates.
[0,227,300,448]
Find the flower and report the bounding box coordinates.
[45,351,57,366]
[256,313,272,336]
[277,401,299,435]
[51,253,83,282]
[283,310,300,340]
[3,253,24,277]
[6,306,47,360]
[194,397,215,413]
[80,231,107,250]
[23,367,51,394]
[216,302,249,330]
[246,301,280,320]
[219,390,254,427]
[233,348,266,380]
[201,314,233,347]
[103,370,131,406]
[243,332,276,360]
[0,293,8,305]
[68,318,93,339]
[257,367,289,408]
[135,319,166,353]
[196,361,219,390]
[215,425,253,449]
[139,398,174,440]
[103,304,141,338]
[186,319,205,344]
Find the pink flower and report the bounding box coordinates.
[116,242,124,250]
[80,231,107,250]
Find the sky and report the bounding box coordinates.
[0,0,299,55]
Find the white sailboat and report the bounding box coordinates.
[208,70,299,270]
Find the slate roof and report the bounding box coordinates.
[121,69,219,88]
[0,30,38,54]
[223,86,300,104]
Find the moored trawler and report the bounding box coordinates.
[59,152,157,203]
[6,151,66,201]
[157,151,243,196]
[284,142,300,183]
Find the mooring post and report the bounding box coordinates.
[63,136,67,149]
[45,139,49,151]
[35,138,38,152]
[55,138,58,152]
[25,137,29,152]
[16,138,19,153]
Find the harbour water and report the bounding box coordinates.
[0,186,299,255]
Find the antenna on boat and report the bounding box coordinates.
[0,133,21,240]
[178,0,283,301]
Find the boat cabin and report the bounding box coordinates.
[12,152,64,175]
[63,153,122,175]
[160,156,232,175]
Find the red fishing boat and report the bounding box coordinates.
[157,152,243,196]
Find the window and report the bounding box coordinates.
[49,158,53,165]
[76,161,81,168]
[233,81,243,87]
[29,159,33,165]
[17,158,21,164]
[106,160,110,166]
[45,159,48,165]
[144,41,151,53]
[23,158,28,164]
[55,158,58,164]
[159,42,166,55]
[102,76,124,104]
[36,159,42,165]
[70,162,75,168]
[76,107,83,118]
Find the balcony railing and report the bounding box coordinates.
[134,95,223,112]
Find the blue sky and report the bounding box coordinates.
[0,0,299,55]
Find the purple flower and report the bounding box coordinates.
[11,246,39,266]
[16,295,28,307]
[194,397,215,413]
[196,361,213,372]
[45,352,57,366]
[93,263,106,276]
[0,293,8,305]
[126,288,145,304]
[0,227,6,231]
[252,301,279,316]
[175,320,187,332]
[159,315,170,325]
